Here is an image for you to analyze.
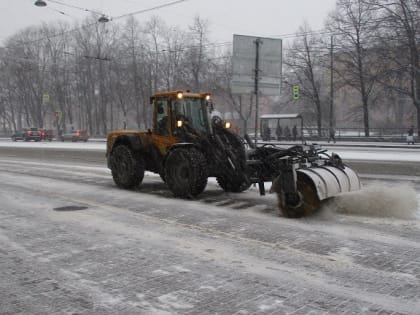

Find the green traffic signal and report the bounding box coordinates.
[292,85,300,100]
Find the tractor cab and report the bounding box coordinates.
[151,91,212,139]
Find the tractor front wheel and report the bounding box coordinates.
[164,147,208,198]
[216,175,250,193]
[110,145,145,189]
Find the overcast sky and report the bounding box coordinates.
[0,0,337,45]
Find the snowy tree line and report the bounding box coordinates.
[0,0,418,137]
[285,0,420,137]
[0,15,229,135]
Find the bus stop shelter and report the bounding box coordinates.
[260,113,304,143]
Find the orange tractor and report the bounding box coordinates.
[106,91,361,217]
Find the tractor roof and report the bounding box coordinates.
[260,113,302,120]
[151,90,209,99]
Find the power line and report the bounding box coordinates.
[2,1,419,62]
[112,0,190,21]
[46,6,72,18]
[1,0,192,49]
[48,0,104,16]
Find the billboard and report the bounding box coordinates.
[231,35,282,95]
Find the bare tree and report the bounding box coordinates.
[363,0,420,134]
[2,26,54,129]
[327,0,383,136]
[214,53,254,135]
[186,16,210,91]
[120,17,145,128]
[0,15,244,135]
[285,23,329,137]
[161,26,188,91]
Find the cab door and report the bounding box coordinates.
[152,97,175,155]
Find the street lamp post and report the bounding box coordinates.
[329,35,335,136]
[34,1,110,23]
[34,0,47,7]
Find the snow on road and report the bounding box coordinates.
[1,139,420,161]
[1,159,420,314]
[1,140,420,314]
[1,139,420,219]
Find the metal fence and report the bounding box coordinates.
[245,127,417,142]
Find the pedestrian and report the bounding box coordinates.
[292,125,298,141]
[264,123,271,141]
[407,125,415,144]
[261,121,267,141]
[284,126,291,141]
[328,127,336,143]
[276,123,282,141]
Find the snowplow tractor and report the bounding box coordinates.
[106,90,361,218]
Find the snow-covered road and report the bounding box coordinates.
[0,143,420,314]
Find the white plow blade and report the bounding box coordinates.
[297,166,361,201]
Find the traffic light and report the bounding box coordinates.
[54,111,62,126]
[42,93,50,104]
[292,85,300,100]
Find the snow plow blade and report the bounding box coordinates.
[275,165,361,218]
[246,143,362,218]
[298,165,361,201]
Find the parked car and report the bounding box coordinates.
[59,130,90,142]
[39,129,54,141]
[11,128,42,142]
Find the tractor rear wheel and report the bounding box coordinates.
[164,147,208,198]
[278,174,321,218]
[110,145,145,189]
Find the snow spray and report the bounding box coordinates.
[324,182,418,219]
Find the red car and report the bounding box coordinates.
[60,130,90,142]
[11,128,41,141]
[39,129,54,141]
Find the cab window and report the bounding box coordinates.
[155,98,169,135]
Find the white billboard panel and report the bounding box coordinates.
[231,34,282,95]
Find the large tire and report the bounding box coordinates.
[110,145,145,189]
[216,175,250,193]
[164,147,208,198]
[278,173,321,218]
[215,129,250,193]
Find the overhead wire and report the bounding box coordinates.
[112,0,189,21]
[46,6,72,18]
[1,0,192,50]
[47,0,104,16]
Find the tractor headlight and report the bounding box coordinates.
[224,121,232,129]
[176,120,183,128]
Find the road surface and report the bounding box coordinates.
[0,143,419,314]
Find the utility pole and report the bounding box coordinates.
[329,35,334,134]
[254,38,262,145]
